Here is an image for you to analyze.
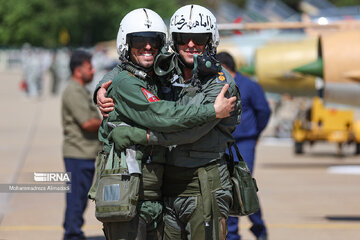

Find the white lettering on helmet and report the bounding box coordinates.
[171,13,214,30]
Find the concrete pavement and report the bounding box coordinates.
[0,70,104,239]
[0,69,360,240]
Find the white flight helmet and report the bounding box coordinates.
[116,8,168,60]
[169,4,219,54]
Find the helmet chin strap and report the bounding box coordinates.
[121,58,153,80]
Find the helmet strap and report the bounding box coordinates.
[121,61,152,80]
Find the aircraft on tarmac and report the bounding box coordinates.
[216,17,360,155]
[217,19,360,107]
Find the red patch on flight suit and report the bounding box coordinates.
[141,88,160,102]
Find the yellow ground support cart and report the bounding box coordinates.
[292,97,360,155]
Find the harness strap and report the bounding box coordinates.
[198,168,212,223]
[96,205,129,213]
[211,188,221,240]
[105,144,115,170]
[164,161,225,239]
[198,167,221,240]
[105,143,141,175]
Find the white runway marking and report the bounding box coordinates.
[328,165,360,175]
[260,137,292,146]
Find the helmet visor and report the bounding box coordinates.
[173,33,211,46]
[127,32,165,50]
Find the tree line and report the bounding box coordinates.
[0,0,358,47]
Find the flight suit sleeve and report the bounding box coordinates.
[109,119,220,150]
[195,70,241,141]
[148,119,220,146]
[146,71,241,145]
[148,70,241,145]
[202,70,241,118]
[109,74,216,133]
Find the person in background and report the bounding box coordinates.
[86,43,116,94]
[217,51,271,240]
[61,50,102,240]
[50,48,71,95]
[20,44,45,98]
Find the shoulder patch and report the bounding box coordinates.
[216,71,227,83]
[128,72,135,77]
[141,88,160,103]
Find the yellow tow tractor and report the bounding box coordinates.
[292,97,360,155]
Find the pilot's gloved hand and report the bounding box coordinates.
[109,126,148,152]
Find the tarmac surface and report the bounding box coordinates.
[1,69,360,240]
